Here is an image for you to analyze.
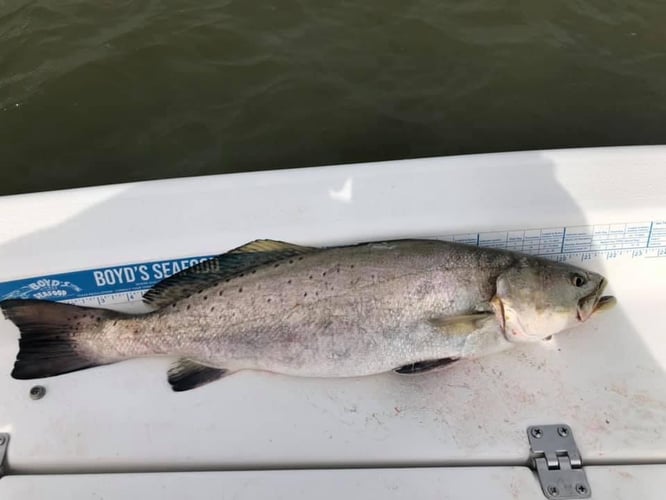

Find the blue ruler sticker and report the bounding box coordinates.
[0,255,215,305]
[0,220,664,307]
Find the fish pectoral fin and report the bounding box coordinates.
[428,312,495,336]
[143,239,318,308]
[167,358,230,392]
[394,357,459,374]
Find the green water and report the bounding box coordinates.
[1,0,665,195]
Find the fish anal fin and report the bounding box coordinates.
[395,357,459,374]
[143,239,318,309]
[167,358,230,392]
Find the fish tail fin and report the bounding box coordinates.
[1,299,117,379]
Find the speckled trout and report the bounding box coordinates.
[1,239,615,391]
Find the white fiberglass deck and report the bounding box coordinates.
[0,147,665,497]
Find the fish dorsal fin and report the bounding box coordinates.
[143,239,317,308]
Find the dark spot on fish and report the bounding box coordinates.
[315,291,319,296]
[239,273,244,277]
[289,260,294,264]
[219,290,224,296]
[350,264,355,268]
[133,330,138,335]
[225,279,230,282]
[251,270,256,274]
[371,274,375,279]
[113,321,117,326]
[274,263,280,268]
[96,317,101,322]
[298,256,303,261]
[172,303,176,308]
[322,272,327,276]
[203,295,208,300]
[304,292,308,297]
[210,306,215,312]
[309,275,313,279]
[287,279,292,284]
[197,290,203,294]
[187,305,191,310]
[336,267,340,273]
[267,298,271,303]
[238,287,243,293]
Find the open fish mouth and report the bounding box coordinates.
[577,278,616,321]
[591,295,617,314]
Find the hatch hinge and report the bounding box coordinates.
[527,424,590,499]
[0,433,8,479]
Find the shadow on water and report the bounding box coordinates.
[0,150,663,471]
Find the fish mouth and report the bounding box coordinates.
[490,295,506,331]
[577,278,616,321]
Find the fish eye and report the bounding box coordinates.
[571,273,587,287]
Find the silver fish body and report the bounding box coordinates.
[1,239,615,390]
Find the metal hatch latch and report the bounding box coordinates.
[527,424,590,499]
[0,433,8,479]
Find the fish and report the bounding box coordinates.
[0,239,616,391]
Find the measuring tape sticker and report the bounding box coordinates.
[0,220,664,307]
[440,220,666,263]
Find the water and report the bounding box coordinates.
[1,0,665,195]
